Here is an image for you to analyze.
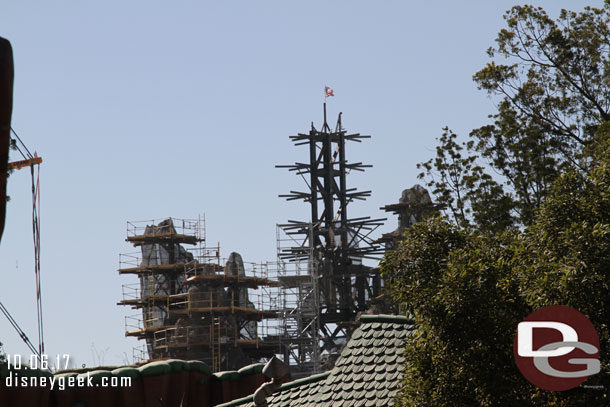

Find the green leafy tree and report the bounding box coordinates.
[382,219,536,405]
[383,126,610,405]
[385,3,610,405]
[417,129,515,233]
[419,3,610,230]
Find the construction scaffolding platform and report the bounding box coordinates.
[125,218,203,246]
[274,223,320,375]
[117,216,283,372]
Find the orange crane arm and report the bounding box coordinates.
[8,154,42,171]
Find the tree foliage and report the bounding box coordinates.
[383,127,610,405]
[418,3,610,231]
[384,3,610,405]
[382,220,533,405]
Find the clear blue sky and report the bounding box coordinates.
[0,1,597,367]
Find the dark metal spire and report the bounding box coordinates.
[276,104,386,371]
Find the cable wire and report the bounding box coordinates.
[10,127,33,159]
[32,164,43,358]
[4,126,45,361]
[0,300,40,358]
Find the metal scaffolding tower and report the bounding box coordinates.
[118,217,282,371]
[275,223,320,374]
[276,104,386,374]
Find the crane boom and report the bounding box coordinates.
[8,154,43,171]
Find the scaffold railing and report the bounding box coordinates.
[118,252,142,269]
[119,251,191,270]
[184,258,281,285]
[120,245,223,275]
[125,314,144,332]
[126,217,205,241]
[125,313,166,333]
[121,286,175,305]
[132,344,149,364]
[153,324,238,348]
[170,290,226,311]
[184,259,222,278]
[121,283,140,301]
[247,285,282,313]
[166,290,279,319]
[186,245,222,266]
[153,319,282,350]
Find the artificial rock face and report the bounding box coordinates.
[397,184,433,231]
[224,252,257,339]
[139,219,192,331]
[225,252,246,277]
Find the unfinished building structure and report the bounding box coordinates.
[118,217,282,371]
[377,184,442,249]
[275,104,386,374]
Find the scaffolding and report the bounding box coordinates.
[275,223,320,375]
[275,104,386,374]
[116,105,392,375]
[117,217,283,371]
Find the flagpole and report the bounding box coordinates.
[323,85,333,131]
[323,85,326,130]
[324,101,327,129]
[323,85,327,117]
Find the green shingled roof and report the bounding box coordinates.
[217,314,413,407]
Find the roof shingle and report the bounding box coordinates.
[217,314,413,407]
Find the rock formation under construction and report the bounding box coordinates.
[118,217,281,372]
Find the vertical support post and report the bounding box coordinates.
[309,223,320,373]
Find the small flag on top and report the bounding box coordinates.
[325,86,334,98]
